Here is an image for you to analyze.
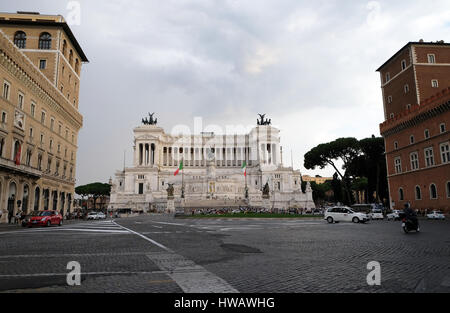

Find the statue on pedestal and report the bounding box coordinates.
[166,183,174,199]
[257,114,272,126]
[262,182,270,199]
[142,113,158,125]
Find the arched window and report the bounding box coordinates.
[14,31,27,49]
[43,189,49,211]
[430,184,437,199]
[38,32,52,50]
[415,186,422,200]
[399,188,404,201]
[8,182,17,214]
[69,50,73,65]
[22,185,29,213]
[62,40,67,56]
[75,59,79,74]
[34,187,40,211]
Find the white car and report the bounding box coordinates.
[369,209,384,220]
[427,211,446,220]
[387,210,401,221]
[87,212,106,220]
[324,207,369,224]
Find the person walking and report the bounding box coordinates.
[8,209,13,224]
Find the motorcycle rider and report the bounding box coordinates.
[403,202,419,230]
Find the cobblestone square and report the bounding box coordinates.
[0,215,449,293]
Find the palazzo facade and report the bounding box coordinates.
[0,12,88,222]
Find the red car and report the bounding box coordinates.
[24,211,63,227]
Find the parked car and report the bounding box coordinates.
[87,212,106,220]
[324,207,369,224]
[369,209,384,220]
[427,211,446,220]
[23,211,63,227]
[387,210,401,221]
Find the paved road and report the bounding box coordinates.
[0,215,449,293]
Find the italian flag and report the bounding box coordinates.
[15,144,22,166]
[174,160,183,176]
[242,161,247,177]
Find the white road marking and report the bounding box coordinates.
[112,221,238,293]
[52,228,130,233]
[0,271,169,278]
[0,252,153,259]
[113,222,172,252]
[153,221,185,226]
[147,253,238,293]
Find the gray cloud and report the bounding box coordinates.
[1,0,449,183]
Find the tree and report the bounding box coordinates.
[346,136,388,204]
[310,181,332,204]
[351,177,368,203]
[75,183,111,210]
[304,138,361,204]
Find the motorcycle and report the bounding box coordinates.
[399,212,420,233]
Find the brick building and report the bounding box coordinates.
[0,12,88,222]
[378,41,450,213]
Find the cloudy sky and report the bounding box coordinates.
[2,1,450,185]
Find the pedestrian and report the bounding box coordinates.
[8,209,13,224]
[20,210,26,226]
[15,210,22,225]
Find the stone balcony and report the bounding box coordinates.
[0,157,42,179]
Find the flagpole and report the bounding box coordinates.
[181,158,185,199]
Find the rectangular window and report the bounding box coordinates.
[424,147,435,167]
[410,152,419,170]
[427,54,436,64]
[3,81,10,100]
[31,102,36,117]
[440,123,446,133]
[138,183,144,195]
[50,118,54,131]
[441,142,450,164]
[39,59,47,69]
[26,150,31,166]
[394,157,402,174]
[424,129,430,139]
[41,111,46,124]
[1,112,6,124]
[431,79,439,88]
[404,84,409,93]
[18,92,24,109]
[388,96,392,104]
[385,73,390,83]
[29,127,33,138]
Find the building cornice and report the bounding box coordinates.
[380,87,450,137]
[0,30,83,130]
